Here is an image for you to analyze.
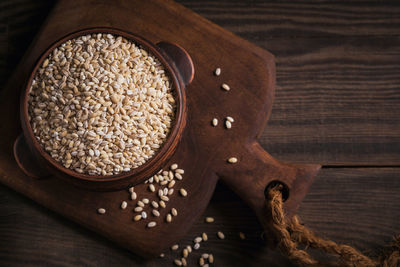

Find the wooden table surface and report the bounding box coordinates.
[1,1,399,266]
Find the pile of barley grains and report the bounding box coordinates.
[28,33,176,176]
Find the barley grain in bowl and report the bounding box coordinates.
[28,33,176,176]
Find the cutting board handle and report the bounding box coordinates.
[13,134,50,179]
[157,42,194,86]
[219,142,320,233]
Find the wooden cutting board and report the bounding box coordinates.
[0,0,320,258]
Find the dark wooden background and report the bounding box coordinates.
[1,1,399,266]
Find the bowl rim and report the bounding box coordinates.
[21,27,186,183]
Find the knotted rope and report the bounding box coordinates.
[265,185,400,267]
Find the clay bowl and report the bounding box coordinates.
[13,27,194,191]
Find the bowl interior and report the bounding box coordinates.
[22,27,185,184]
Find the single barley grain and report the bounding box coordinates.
[159,200,166,208]
[194,237,202,243]
[168,180,176,188]
[147,221,156,228]
[131,192,137,200]
[225,120,232,129]
[214,67,221,76]
[205,217,214,223]
[121,201,128,209]
[142,198,149,204]
[166,213,172,223]
[171,208,178,216]
[141,211,147,219]
[168,188,174,195]
[175,169,184,174]
[159,253,165,258]
[151,201,159,208]
[152,209,160,217]
[134,206,143,212]
[175,173,183,180]
[202,232,208,241]
[129,187,134,193]
[221,83,230,91]
[212,118,218,127]
[226,116,234,122]
[174,259,182,266]
[149,184,155,192]
[202,253,209,259]
[179,188,188,197]
[199,257,205,266]
[42,58,49,68]
[170,163,178,170]
[134,214,142,221]
[228,157,238,164]
[160,195,169,201]
[163,187,169,195]
[194,243,200,250]
[158,189,164,197]
[137,201,145,207]
[217,231,225,239]
[209,254,214,263]
[181,258,187,266]
[97,208,106,214]
[171,244,179,250]
[239,232,246,240]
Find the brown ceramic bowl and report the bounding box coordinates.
[13,27,194,191]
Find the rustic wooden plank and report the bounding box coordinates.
[299,168,400,252]
[0,168,399,266]
[0,0,54,90]
[175,0,400,166]
[177,0,400,37]
[0,25,6,89]
[0,0,54,38]
[261,36,400,165]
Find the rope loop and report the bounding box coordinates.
[265,185,400,267]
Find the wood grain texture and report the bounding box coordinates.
[0,0,400,266]
[0,168,399,266]
[178,1,400,37]
[178,0,400,166]
[0,24,6,90]
[0,0,54,88]
[263,37,400,165]
[299,168,400,251]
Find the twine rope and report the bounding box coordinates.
[265,185,400,267]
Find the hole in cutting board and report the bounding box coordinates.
[264,181,289,202]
